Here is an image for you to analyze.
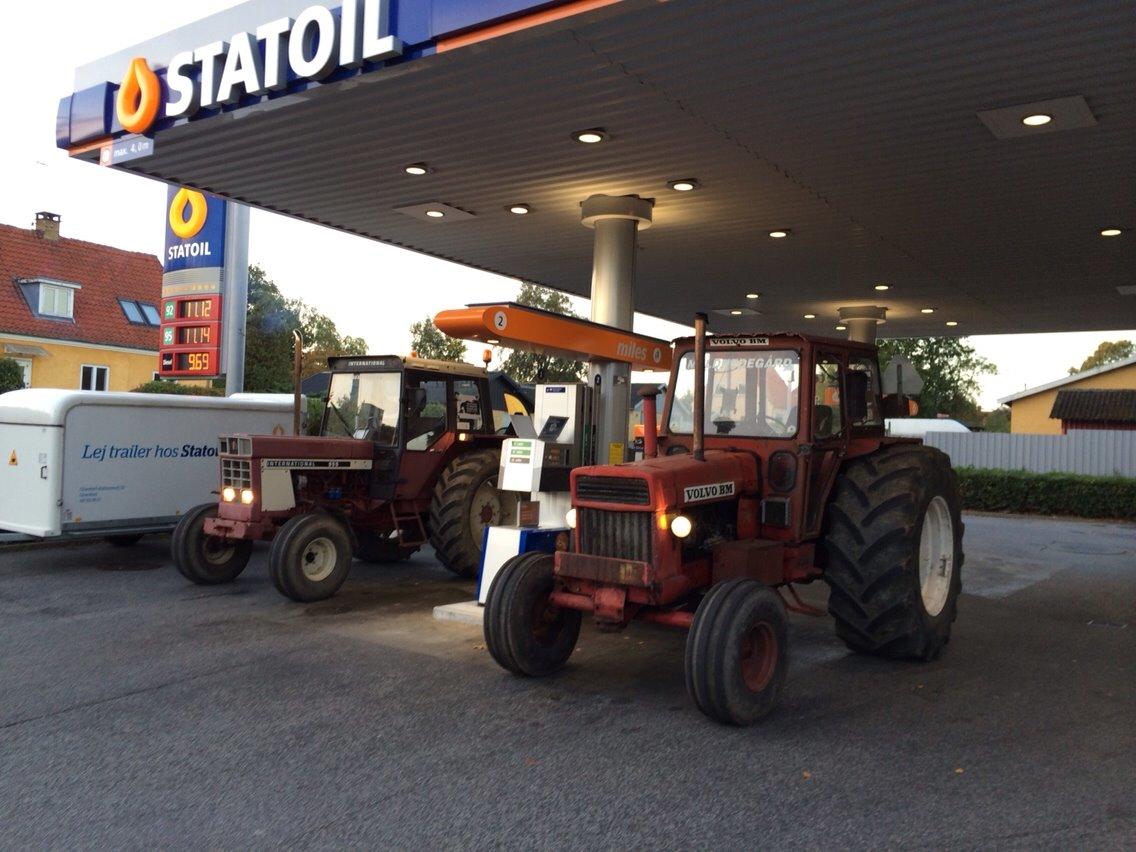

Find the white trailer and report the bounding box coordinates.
[0,390,293,542]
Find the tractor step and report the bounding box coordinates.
[389,506,428,547]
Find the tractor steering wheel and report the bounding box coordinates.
[758,413,792,437]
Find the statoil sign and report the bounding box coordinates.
[159,186,227,378]
[115,0,402,136]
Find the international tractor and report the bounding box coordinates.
[484,316,963,725]
[172,355,516,602]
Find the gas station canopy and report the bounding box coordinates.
[61,0,1134,337]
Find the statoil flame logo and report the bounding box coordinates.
[169,188,208,240]
[115,57,161,135]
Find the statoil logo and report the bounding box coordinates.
[166,188,215,261]
[115,57,161,134]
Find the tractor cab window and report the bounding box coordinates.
[813,356,844,439]
[323,371,401,445]
[848,356,883,427]
[404,376,448,451]
[669,350,801,438]
[453,379,485,432]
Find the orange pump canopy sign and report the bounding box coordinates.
[434,303,673,372]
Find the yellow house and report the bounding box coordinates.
[999,355,1136,435]
[1,213,162,391]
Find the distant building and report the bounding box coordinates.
[999,355,1136,434]
[1,213,161,391]
[1049,389,1136,433]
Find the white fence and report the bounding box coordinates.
[923,430,1136,477]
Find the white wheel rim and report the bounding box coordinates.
[203,536,235,565]
[301,536,337,582]
[919,496,954,617]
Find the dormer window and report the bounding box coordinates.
[118,298,161,326]
[15,278,81,321]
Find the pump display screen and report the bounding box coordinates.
[177,325,213,345]
[179,299,214,319]
[175,352,216,373]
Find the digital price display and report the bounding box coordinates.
[158,295,223,378]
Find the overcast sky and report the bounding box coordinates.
[4,1,1132,410]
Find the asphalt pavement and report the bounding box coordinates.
[0,513,1133,849]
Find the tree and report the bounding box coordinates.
[1068,340,1134,374]
[500,283,586,382]
[409,315,468,362]
[877,337,996,421]
[244,265,368,392]
[982,406,1011,433]
[0,357,24,394]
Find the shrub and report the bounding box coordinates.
[956,467,1136,521]
[0,357,25,393]
[131,380,222,396]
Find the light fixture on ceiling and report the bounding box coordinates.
[404,163,431,175]
[921,308,935,314]
[746,292,760,300]
[874,283,890,291]
[507,204,531,215]
[667,178,700,192]
[768,229,790,239]
[835,325,847,331]
[1100,228,1123,237]
[486,339,500,345]
[1021,114,1052,126]
[803,313,816,319]
[572,128,608,144]
[945,320,959,327]
[729,309,743,316]
[425,209,445,218]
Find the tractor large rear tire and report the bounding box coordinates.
[821,444,963,660]
[429,448,511,579]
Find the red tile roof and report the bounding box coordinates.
[0,221,161,351]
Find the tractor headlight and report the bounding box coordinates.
[240,488,255,505]
[221,486,236,502]
[565,508,577,529]
[670,515,693,538]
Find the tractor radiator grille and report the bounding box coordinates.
[575,476,650,505]
[221,458,252,489]
[577,508,653,563]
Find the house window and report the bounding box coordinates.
[118,298,162,326]
[39,284,75,319]
[80,365,109,392]
[13,358,32,388]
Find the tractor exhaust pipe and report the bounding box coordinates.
[692,312,708,461]
[639,386,659,458]
[292,330,303,436]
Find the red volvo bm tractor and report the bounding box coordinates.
[484,316,963,725]
[173,355,515,601]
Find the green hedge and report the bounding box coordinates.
[956,467,1136,521]
[131,380,222,396]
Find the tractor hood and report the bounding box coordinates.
[570,450,759,512]
[220,433,373,461]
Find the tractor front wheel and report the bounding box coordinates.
[172,503,253,585]
[684,579,789,725]
[268,513,353,602]
[484,552,581,676]
[821,444,964,660]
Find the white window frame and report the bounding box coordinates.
[39,283,77,319]
[80,364,110,392]
[13,358,32,388]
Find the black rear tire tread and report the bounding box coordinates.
[821,444,964,660]
[268,513,353,603]
[428,448,505,579]
[171,502,252,586]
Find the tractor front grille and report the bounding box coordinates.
[575,475,650,506]
[577,508,653,563]
[221,458,252,489]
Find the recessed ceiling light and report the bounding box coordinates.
[572,128,608,144]
[1021,114,1052,126]
[921,308,935,314]
[404,163,431,175]
[1100,228,1123,237]
[508,204,530,215]
[667,178,700,192]
[486,339,500,344]
[803,313,816,319]
[729,309,743,316]
[425,210,445,218]
[874,283,890,291]
[745,292,760,300]
[768,229,790,239]
[835,325,847,331]
[945,320,959,327]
